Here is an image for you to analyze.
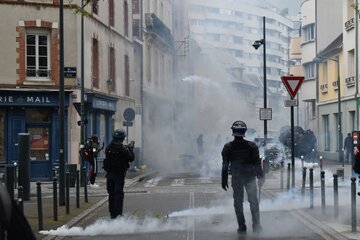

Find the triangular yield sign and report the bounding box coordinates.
[281,76,305,98]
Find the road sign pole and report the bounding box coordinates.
[291,97,295,189]
[281,75,304,190]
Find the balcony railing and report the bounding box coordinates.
[345,18,355,31]
[332,80,338,90]
[345,76,355,87]
[345,14,360,31]
[145,13,174,48]
[320,83,328,93]
[26,69,51,78]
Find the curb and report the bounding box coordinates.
[41,170,157,240]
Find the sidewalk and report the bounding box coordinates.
[21,168,155,240]
[263,159,360,240]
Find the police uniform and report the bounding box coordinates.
[104,129,134,219]
[0,183,35,239]
[221,121,264,234]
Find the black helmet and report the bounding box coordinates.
[113,129,126,141]
[231,121,247,137]
[91,135,99,144]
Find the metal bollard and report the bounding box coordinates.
[17,186,24,213]
[301,155,304,169]
[13,162,18,189]
[76,170,80,208]
[53,177,58,221]
[36,182,43,231]
[280,161,284,190]
[309,168,314,208]
[351,177,357,232]
[320,171,326,216]
[301,167,307,200]
[6,165,15,199]
[287,163,291,190]
[319,156,323,171]
[82,167,88,203]
[66,172,70,214]
[333,174,339,220]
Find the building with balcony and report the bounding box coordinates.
[293,0,316,133]
[186,0,294,136]
[315,0,344,161]
[141,0,177,169]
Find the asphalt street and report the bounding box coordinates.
[40,171,348,240]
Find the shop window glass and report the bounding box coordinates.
[29,127,49,161]
[0,110,5,163]
[26,109,51,123]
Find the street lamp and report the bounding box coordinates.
[314,56,343,167]
[253,16,267,141]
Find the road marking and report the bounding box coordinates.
[187,191,195,240]
[171,178,185,186]
[144,177,162,187]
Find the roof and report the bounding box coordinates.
[316,33,343,59]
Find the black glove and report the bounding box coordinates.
[127,141,135,150]
[221,169,229,191]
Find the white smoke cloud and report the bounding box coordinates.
[40,215,188,236]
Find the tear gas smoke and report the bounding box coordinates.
[41,184,342,237]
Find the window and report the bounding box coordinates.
[235,50,243,57]
[334,113,342,151]
[92,38,99,88]
[304,62,315,79]
[109,47,115,91]
[29,127,49,161]
[124,54,130,96]
[322,62,328,83]
[207,34,220,42]
[303,23,315,42]
[26,31,50,80]
[26,109,52,161]
[92,0,99,15]
[350,111,355,132]
[234,36,243,44]
[207,7,219,14]
[124,0,129,37]
[109,0,114,27]
[348,49,355,77]
[323,115,330,151]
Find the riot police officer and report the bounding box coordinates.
[221,121,264,234]
[103,129,135,219]
[0,183,35,239]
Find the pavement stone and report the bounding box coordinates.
[263,159,360,240]
[18,168,155,240]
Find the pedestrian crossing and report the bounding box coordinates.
[142,176,219,188]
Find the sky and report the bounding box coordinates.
[267,0,301,15]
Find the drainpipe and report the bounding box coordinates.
[355,0,359,130]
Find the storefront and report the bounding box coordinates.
[0,90,70,180]
[74,92,118,164]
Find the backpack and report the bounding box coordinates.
[103,141,134,173]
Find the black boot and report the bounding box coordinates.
[237,224,247,234]
[253,224,262,234]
